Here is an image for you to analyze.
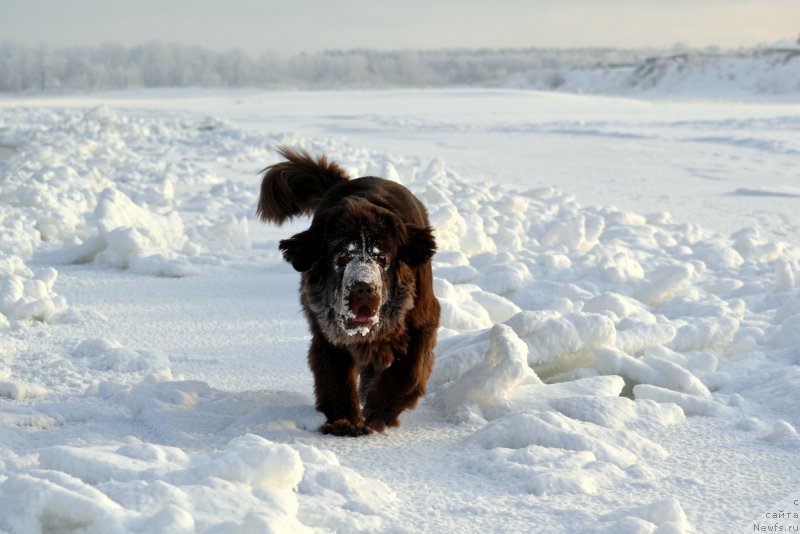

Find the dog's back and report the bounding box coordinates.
[316,177,431,229]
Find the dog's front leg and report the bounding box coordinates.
[362,326,436,432]
[308,335,371,436]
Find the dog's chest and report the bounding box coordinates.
[350,342,395,372]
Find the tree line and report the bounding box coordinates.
[0,41,668,92]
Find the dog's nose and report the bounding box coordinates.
[352,281,374,296]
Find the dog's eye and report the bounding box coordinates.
[375,255,387,268]
[336,254,352,267]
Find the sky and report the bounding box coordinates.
[1,0,798,55]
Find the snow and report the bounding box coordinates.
[340,252,384,336]
[1,87,799,533]
[559,51,800,99]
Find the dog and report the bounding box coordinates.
[257,147,440,436]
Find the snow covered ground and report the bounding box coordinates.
[554,45,800,99]
[1,88,799,533]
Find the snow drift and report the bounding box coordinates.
[1,94,799,532]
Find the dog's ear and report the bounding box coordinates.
[279,229,319,272]
[399,225,436,267]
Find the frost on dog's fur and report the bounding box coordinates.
[338,240,387,336]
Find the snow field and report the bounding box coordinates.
[1,100,799,532]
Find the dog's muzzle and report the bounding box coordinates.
[341,259,382,334]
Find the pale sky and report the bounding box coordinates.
[1,0,797,54]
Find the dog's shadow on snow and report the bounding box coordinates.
[125,370,325,447]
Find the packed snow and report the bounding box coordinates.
[1,88,799,533]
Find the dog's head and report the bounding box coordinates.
[279,198,435,343]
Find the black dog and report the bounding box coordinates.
[258,147,440,436]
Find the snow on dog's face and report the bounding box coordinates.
[335,237,389,336]
[279,198,436,346]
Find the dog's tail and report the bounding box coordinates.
[257,146,350,225]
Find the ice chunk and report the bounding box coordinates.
[615,322,677,354]
[633,385,722,416]
[635,264,694,306]
[505,310,616,371]
[602,497,691,533]
[434,324,539,423]
[467,410,665,467]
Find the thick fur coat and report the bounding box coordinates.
[257,147,440,436]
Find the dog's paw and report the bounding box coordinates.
[363,410,399,433]
[319,419,372,437]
